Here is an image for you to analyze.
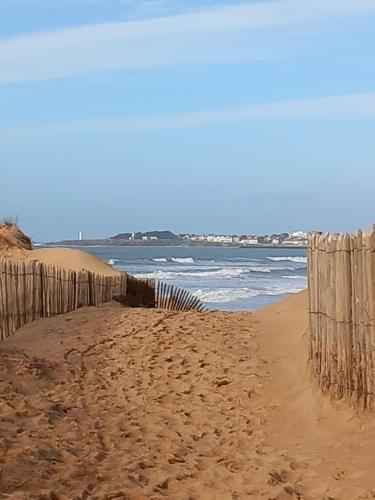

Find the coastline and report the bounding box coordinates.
[45,239,307,250]
[39,244,307,311]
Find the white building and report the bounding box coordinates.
[242,237,258,245]
[206,234,233,243]
[282,237,307,246]
[291,231,308,239]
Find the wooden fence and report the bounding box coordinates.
[0,259,206,342]
[112,278,206,312]
[0,259,128,341]
[308,227,375,408]
[155,281,206,312]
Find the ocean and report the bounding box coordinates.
[77,245,307,311]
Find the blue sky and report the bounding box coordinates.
[0,0,375,241]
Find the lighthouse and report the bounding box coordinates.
[78,231,83,241]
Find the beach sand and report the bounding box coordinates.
[0,247,121,276]
[1,287,375,499]
[0,222,119,277]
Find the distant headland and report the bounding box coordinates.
[47,230,307,248]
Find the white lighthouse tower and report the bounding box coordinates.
[78,231,83,241]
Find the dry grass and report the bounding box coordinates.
[1,215,20,227]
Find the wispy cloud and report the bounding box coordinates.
[3,92,375,134]
[0,0,375,83]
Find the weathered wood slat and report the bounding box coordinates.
[308,226,375,408]
[152,280,205,312]
[0,259,128,341]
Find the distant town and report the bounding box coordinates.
[52,230,308,248]
[177,231,306,247]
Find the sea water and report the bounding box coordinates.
[77,246,307,311]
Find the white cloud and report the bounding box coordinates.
[3,92,375,134]
[0,0,374,83]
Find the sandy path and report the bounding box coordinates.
[254,291,375,500]
[1,295,375,499]
[0,304,291,499]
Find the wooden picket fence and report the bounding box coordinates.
[113,274,156,308]
[155,281,206,312]
[0,259,205,342]
[308,226,375,408]
[0,259,127,341]
[113,277,205,312]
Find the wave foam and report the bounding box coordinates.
[194,285,305,303]
[136,267,248,280]
[194,288,259,303]
[172,257,195,264]
[248,265,297,273]
[152,257,195,264]
[267,256,307,263]
[136,264,302,280]
[281,275,307,280]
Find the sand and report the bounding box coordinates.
[1,287,375,497]
[0,223,32,252]
[0,247,120,276]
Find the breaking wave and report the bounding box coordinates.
[106,248,307,310]
[152,257,195,264]
[135,267,248,280]
[194,286,304,304]
[267,256,307,263]
[281,275,307,280]
[136,265,299,280]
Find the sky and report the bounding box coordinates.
[0,0,375,241]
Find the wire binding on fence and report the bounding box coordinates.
[308,225,375,409]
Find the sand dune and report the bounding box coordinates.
[1,291,375,498]
[2,247,120,276]
[0,222,32,252]
[0,222,118,276]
